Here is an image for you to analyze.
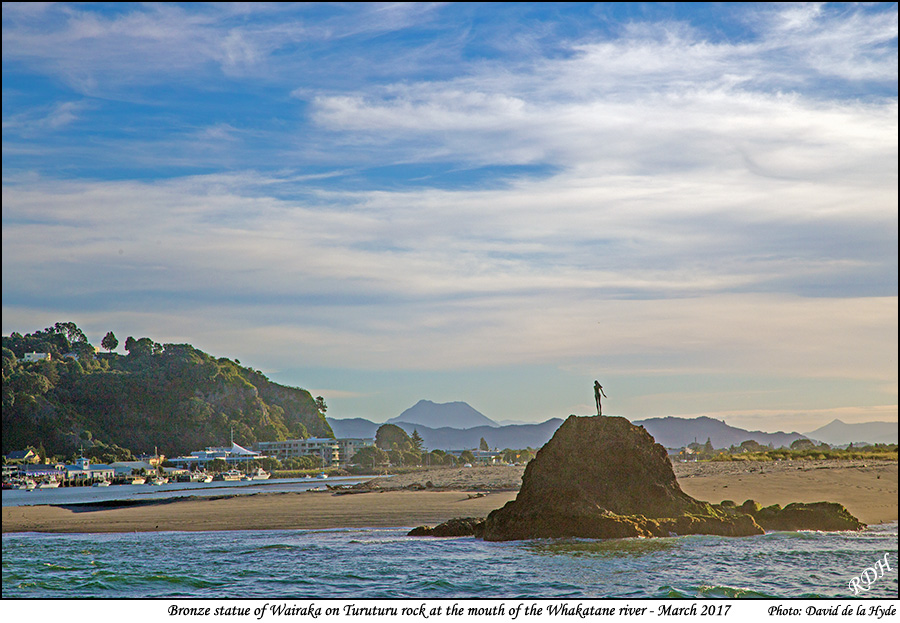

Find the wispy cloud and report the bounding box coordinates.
[2,100,89,134]
[2,3,896,429]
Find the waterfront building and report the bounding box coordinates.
[65,457,114,482]
[167,441,267,469]
[335,438,375,467]
[21,463,66,479]
[254,438,340,466]
[109,460,156,476]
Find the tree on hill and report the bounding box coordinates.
[53,322,88,344]
[2,322,333,458]
[375,424,411,451]
[315,396,327,414]
[479,437,490,451]
[739,439,767,453]
[410,429,425,454]
[125,336,162,357]
[101,331,119,353]
[790,438,816,451]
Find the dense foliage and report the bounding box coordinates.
[709,444,898,462]
[2,323,332,459]
[375,424,412,451]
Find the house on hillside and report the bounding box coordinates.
[21,352,51,362]
[4,449,40,464]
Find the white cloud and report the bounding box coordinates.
[2,100,89,134]
[759,2,898,82]
[2,169,896,382]
[1,4,896,426]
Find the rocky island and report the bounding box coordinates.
[410,415,865,540]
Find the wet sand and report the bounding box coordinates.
[2,460,895,534]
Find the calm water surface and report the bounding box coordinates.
[2,476,369,508]
[3,522,897,599]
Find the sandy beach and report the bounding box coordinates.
[2,460,896,534]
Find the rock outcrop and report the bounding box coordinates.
[409,415,866,541]
[742,501,865,532]
[408,517,485,538]
[482,415,764,541]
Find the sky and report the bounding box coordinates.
[2,3,897,433]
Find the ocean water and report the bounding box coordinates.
[3,522,897,599]
[1,476,368,508]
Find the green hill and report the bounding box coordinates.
[2,323,332,460]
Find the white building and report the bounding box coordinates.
[168,442,266,468]
[22,352,51,362]
[65,457,114,482]
[109,460,156,476]
[255,438,340,466]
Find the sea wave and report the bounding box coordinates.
[3,525,897,599]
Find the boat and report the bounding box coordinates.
[316,472,329,480]
[15,479,37,491]
[243,467,270,481]
[39,478,62,489]
[128,476,146,485]
[213,469,244,482]
[190,471,213,483]
[146,475,169,485]
[92,479,111,487]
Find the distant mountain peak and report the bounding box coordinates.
[387,400,498,430]
[804,420,897,445]
[633,415,806,449]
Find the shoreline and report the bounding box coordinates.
[2,460,896,534]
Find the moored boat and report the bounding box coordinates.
[243,467,270,481]
[38,478,61,489]
[92,479,110,487]
[213,469,243,482]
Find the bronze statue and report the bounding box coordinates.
[594,381,607,415]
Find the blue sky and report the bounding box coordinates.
[2,2,897,433]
